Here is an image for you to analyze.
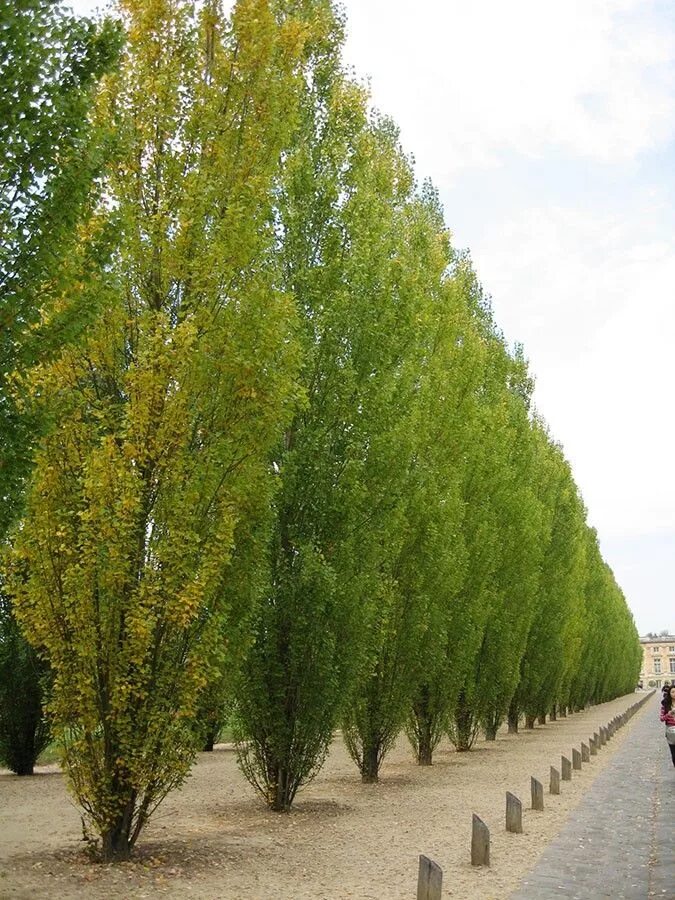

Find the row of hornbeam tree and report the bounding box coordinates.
[0,0,641,862]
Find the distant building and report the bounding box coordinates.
[639,635,675,688]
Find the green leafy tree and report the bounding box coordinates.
[405,261,494,764]
[8,0,312,860]
[448,474,499,748]
[509,437,587,729]
[340,189,467,783]
[0,595,51,774]
[476,349,545,741]
[196,668,232,752]
[1,0,121,532]
[0,0,121,777]
[448,316,520,751]
[235,22,451,805]
[234,6,364,812]
[568,533,641,708]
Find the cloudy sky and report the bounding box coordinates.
[70,0,674,635]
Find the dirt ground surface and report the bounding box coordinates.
[0,692,650,899]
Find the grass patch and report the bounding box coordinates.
[36,742,62,766]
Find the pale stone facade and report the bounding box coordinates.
[639,635,675,688]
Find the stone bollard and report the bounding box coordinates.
[572,748,582,771]
[593,732,600,750]
[581,742,590,763]
[417,855,442,900]
[471,814,490,867]
[599,727,607,746]
[561,756,572,780]
[506,792,523,833]
[531,777,544,811]
[550,766,560,795]
[589,736,597,756]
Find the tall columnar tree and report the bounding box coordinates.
[475,348,546,741]
[234,9,364,811]
[0,0,121,776]
[510,438,587,727]
[405,261,495,764]
[8,0,314,859]
[575,533,612,707]
[235,16,456,805]
[448,476,499,744]
[449,313,529,751]
[340,189,467,784]
[568,532,641,708]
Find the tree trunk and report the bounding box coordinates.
[507,700,519,734]
[454,691,474,751]
[537,714,546,725]
[361,741,380,783]
[101,799,136,861]
[484,724,497,741]
[271,766,293,812]
[202,729,216,752]
[525,715,536,729]
[550,705,557,721]
[417,737,433,765]
[413,686,435,765]
[559,706,567,718]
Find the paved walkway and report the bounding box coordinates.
[511,694,674,899]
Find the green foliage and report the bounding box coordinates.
[473,348,545,740]
[342,197,475,779]
[235,31,401,807]
[0,594,51,775]
[406,262,492,762]
[567,531,641,709]
[0,1,121,783]
[447,295,521,750]
[236,542,346,809]
[8,0,312,860]
[512,436,587,723]
[0,0,122,533]
[196,670,232,752]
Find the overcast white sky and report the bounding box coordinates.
[69,0,674,635]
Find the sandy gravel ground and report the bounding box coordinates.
[0,692,650,899]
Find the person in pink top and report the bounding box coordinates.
[660,684,675,767]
